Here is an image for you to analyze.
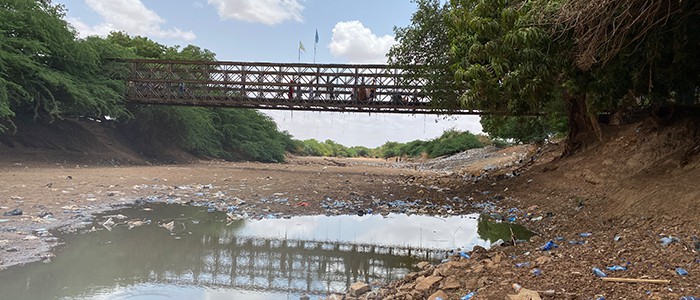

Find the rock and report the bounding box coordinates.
[440,276,461,290]
[428,290,448,300]
[464,278,478,290]
[326,294,343,300]
[417,261,432,269]
[404,272,419,281]
[415,275,443,291]
[506,288,542,300]
[348,281,370,297]
[3,209,22,216]
[534,255,551,265]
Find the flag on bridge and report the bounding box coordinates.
[298,41,306,62]
[314,29,319,63]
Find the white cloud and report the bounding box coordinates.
[69,0,196,41]
[329,21,396,64]
[207,0,304,26]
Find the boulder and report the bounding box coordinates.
[348,281,370,297]
[506,288,542,300]
[414,275,443,291]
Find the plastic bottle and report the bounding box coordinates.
[592,267,607,277]
[540,241,558,251]
[460,291,476,300]
[607,265,627,271]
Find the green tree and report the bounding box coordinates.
[0,0,128,131]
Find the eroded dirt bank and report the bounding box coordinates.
[1,117,699,299]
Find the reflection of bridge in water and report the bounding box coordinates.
[153,235,447,295]
[123,59,484,115]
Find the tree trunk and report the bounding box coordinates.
[562,91,600,157]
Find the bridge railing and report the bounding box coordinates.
[123,59,483,114]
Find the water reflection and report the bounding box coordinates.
[0,204,533,299]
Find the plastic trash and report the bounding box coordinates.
[595,296,605,300]
[676,267,688,276]
[607,265,627,271]
[580,232,592,237]
[540,241,558,251]
[614,235,621,242]
[680,297,697,300]
[460,292,476,300]
[459,251,471,259]
[2,209,22,216]
[508,216,517,222]
[592,267,608,277]
[491,239,505,247]
[512,283,522,292]
[531,268,542,276]
[515,262,531,268]
[555,236,565,241]
[660,236,678,246]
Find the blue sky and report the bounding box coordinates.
[56,0,482,147]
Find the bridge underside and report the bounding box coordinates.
[124,59,484,115]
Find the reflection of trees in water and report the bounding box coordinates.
[477,215,535,243]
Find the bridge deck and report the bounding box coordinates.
[124,59,481,114]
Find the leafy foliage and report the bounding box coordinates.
[0,1,295,162]
[391,0,699,151]
[0,0,129,131]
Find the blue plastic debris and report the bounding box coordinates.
[540,241,558,251]
[592,267,607,277]
[459,251,471,259]
[580,232,592,237]
[555,236,565,241]
[460,292,476,300]
[508,216,517,222]
[531,268,542,276]
[606,265,627,271]
[660,236,678,246]
[676,267,688,276]
[680,296,697,300]
[515,262,530,268]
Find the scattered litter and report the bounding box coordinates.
[294,201,310,207]
[531,268,542,276]
[460,291,476,300]
[540,241,558,251]
[592,267,607,277]
[459,251,470,259]
[580,232,592,237]
[606,265,627,271]
[3,209,22,216]
[660,236,679,246]
[102,218,115,231]
[515,262,530,268]
[676,267,688,276]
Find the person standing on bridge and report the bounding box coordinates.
[288,80,295,100]
[369,79,377,102]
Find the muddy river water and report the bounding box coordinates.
[0,203,533,299]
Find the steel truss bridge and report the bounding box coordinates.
[124,59,481,115]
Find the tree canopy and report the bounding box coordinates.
[390,0,699,149]
[0,0,295,162]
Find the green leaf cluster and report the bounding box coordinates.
[0,0,130,131]
[0,1,295,162]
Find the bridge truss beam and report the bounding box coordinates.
[124,59,484,115]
